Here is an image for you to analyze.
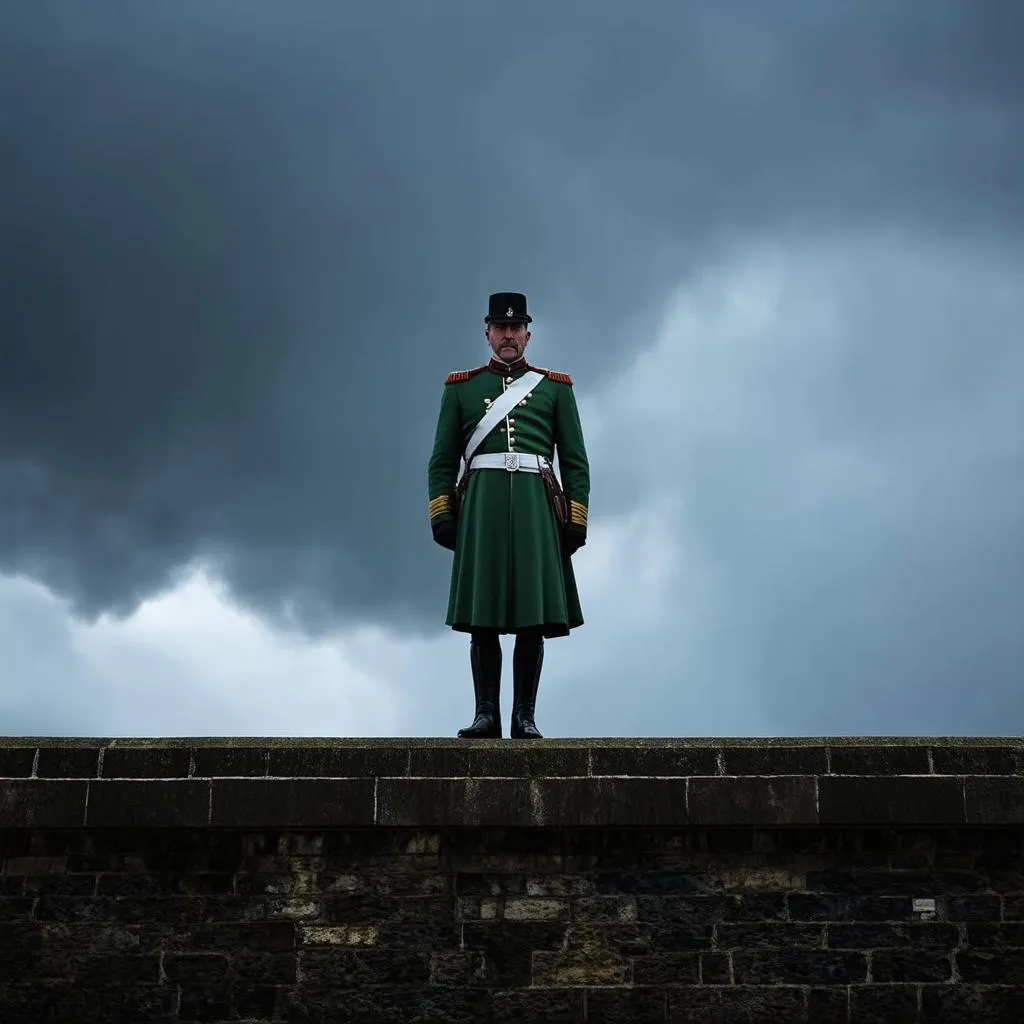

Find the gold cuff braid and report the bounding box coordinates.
[428,494,452,519]
[569,500,588,527]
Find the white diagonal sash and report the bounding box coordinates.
[461,370,545,469]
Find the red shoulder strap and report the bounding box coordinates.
[444,365,487,385]
[541,368,573,385]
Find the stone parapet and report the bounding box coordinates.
[1,737,1022,830]
[1,737,1022,1022]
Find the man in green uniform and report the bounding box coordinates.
[427,292,590,739]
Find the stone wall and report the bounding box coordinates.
[1,737,1022,1023]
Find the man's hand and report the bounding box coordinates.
[432,519,457,551]
[563,522,586,556]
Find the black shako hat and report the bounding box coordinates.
[485,291,532,324]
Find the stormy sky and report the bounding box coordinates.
[2,0,1022,738]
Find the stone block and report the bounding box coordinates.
[631,951,701,986]
[86,780,209,827]
[921,982,1024,1022]
[571,895,636,922]
[699,952,731,984]
[721,745,828,776]
[101,746,193,779]
[269,744,408,779]
[966,776,1024,824]
[636,895,728,926]
[532,948,630,986]
[456,872,527,895]
[688,777,817,825]
[585,987,667,1023]
[504,898,570,921]
[429,950,485,985]
[3,855,67,876]
[1005,894,1024,920]
[377,779,533,827]
[490,988,584,1023]
[178,980,233,1021]
[190,920,296,952]
[722,892,790,921]
[819,776,965,824]
[845,895,914,921]
[210,778,375,827]
[732,948,868,985]
[464,745,591,778]
[932,745,1023,775]
[873,946,954,982]
[966,923,1024,947]
[35,746,102,779]
[233,983,287,1020]
[806,986,850,1024]
[667,985,806,1024]
[947,894,1003,920]
[531,778,689,827]
[828,744,932,775]
[957,948,1024,984]
[590,745,717,777]
[848,984,919,1023]
[0,780,87,828]
[565,920,652,955]
[0,747,36,778]
[299,923,378,945]
[716,922,824,949]
[286,983,483,1023]
[265,897,319,920]
[231,948,297,983]
[526,874,594,896]
[406,745,472,778]
[594,871,714,895]
[300,947,431,987]
[827,921,958,949]
[373,914,461,953]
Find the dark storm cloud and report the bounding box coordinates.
[1,0,1022,631]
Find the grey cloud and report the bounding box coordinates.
[1,0,1022,637]
[590,235,1024,734]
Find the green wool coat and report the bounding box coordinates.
[427,358,591,638]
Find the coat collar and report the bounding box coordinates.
[487,355,529,375]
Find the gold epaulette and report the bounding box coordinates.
[531,367,573,385]
[444,366,487,385]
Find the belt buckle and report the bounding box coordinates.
[504,452,520,472]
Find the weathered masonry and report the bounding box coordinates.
[1,737,1023,1023]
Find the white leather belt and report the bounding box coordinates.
[468,452,548,474]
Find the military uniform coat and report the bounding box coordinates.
[427,357,590,638]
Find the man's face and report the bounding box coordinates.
[486,322,531,363]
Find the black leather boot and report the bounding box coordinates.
[511,628,544,739]
[457,632,502,738]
